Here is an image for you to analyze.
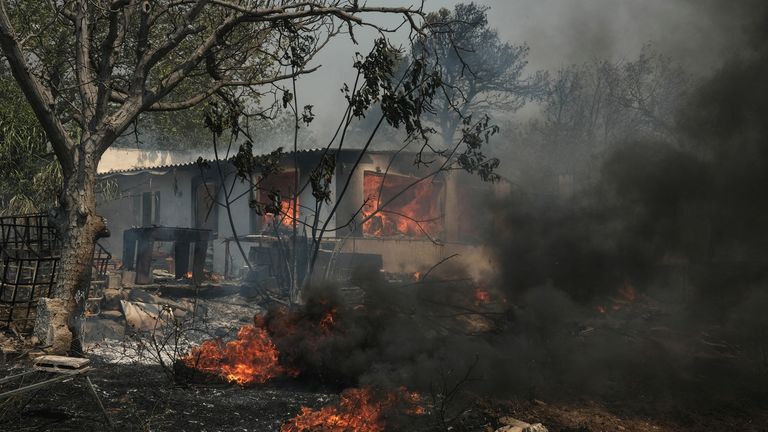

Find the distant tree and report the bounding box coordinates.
[508,45,691,193]
[419,3,547,145]
[545,45,688,148]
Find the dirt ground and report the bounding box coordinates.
[0,361,336,432]
[2,358,767,432]
[490,398,768,432]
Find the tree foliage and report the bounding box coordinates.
[0,70,60,215]
[419,2,547,144]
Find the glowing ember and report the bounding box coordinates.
[362,171,443,237]
[596,280,639,315]
[182,325,284,385]
[402,390,426,416]
[474,286,491,305]
[618,280,637,302]
[281,387,424,432]
[319,307,337,333]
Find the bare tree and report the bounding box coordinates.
[0,0,432,353]
[508,45,692,194]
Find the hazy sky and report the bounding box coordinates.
[296,0,744,136]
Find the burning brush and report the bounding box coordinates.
[179,301,343,386]
[281,387,425,432]
[178,278,501,430]
[181,325,285,385]
[180,310,426,431]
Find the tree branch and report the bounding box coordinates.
[109,66,320,112]
[92,0,129,127]
[75,0,98,128]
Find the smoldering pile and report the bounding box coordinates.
[181,271,507,391]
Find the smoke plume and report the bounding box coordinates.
[254,1,768,420]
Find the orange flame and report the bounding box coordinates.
[281,387,424,432]
[182,325,284,385]
[183,305,339,384]
[362,171,443,238]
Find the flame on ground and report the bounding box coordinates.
[595,280,638,315]
[182,325,284,385]
[183,270,223,282]
[281,387,424,432]
[183,303,338,384]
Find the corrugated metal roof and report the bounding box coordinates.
[97,147,347,175]
[99,160,203,175]
[97,148,427,176]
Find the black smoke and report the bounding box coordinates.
[480,0,768,410]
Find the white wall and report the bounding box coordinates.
[213,173,253,274]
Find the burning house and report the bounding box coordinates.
[97,148,507,285]
[3,0,768,430]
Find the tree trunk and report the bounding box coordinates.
[35,144,106,354]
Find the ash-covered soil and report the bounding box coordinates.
[3,355,767,432]
[0,288,334,432]
[0,361,335,432]
[3,282,768,432]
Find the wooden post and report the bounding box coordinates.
[191,240,208,285]
[135,234,154,285]
[122,229,137,270]
[174,241,191,279]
